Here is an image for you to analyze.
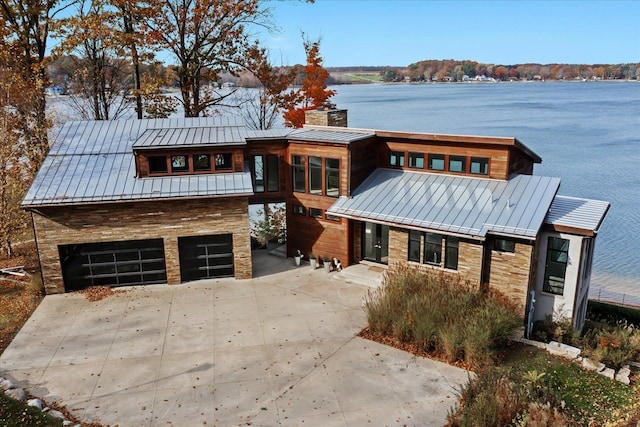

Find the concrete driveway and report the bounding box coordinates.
[0,252,469,426]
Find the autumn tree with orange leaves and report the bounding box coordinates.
[283,38,335,128]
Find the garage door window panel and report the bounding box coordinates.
[178,234,235,282]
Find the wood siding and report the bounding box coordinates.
[244,140,289,204]
[349,137,380,194]
[382,140,513,180]
[32,197,252,294]
[136,147,245,177]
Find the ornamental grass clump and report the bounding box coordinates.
[364,264,519,368]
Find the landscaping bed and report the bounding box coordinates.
[362,263,640,426]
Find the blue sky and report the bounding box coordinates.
[259,0,640,67]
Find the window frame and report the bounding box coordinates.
[266,154,279,192]
[325,213,341,222]
[448,155,466,173]
[308,156,322,195]
[470,157,489,175]
[148,155,169,174]
[252,155,265,193]
[408,152,425,169]
[424,233,442,266]
[543,237,570,295]
[292,155,306,193]
[171,155,189,173]
[444,236,459,270]
[325,158,340,197]
[494,238,515,253]
[428,153,445,171]
[390,150,405,167]
[214,153,233,171]
[309,207,323,218]
[292,204,306,216]
[408,230,422,262]
[193,154,211,172]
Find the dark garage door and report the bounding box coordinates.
[59,239,167,291]
[178,234,234,282]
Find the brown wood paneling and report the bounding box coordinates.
[136,147,245,177]
[349,137,379,194]
[382,140,512,180]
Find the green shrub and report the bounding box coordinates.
[364,263,520,368]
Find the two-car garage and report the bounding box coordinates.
[58,234,235,291]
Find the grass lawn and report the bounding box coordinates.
[0,392,63,427]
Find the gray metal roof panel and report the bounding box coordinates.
[288,128,375,144]
[327,169,561,238]
[544,195,610,233]
[22,118,255,207]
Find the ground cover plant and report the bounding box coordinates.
[363,263,640,426]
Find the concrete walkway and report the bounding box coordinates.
[0,252,468,426]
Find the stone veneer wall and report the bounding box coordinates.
[388,227,483,285]
[31,197,251,294]
[488,242,534,316]
[304,109,348,127]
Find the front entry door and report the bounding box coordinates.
[363,222,389,264]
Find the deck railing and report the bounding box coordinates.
[589,286,640,308]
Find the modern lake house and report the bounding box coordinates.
[22,108,609,329]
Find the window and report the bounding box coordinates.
[193,154,211,172]
[471,157,489,175]
[171,155,188,173]
[449,155,466,173]
[148,156,168,174]
[252,156,264,192]
[424,233,442,265]
[292,155,305,192]
[266,155,279,192]
[292,205,306,215]
[326,158,340,197]
[543,237,569,295]
[390,151,405,167]
[214,153,233,170]
[494,238,515,253]
[309,208,322,218]
[408,230,421,262]
[428,154,445,171]
[309,156,322,195]
[325,213,341,222]
[444,237,459,270]
[409,153,424,169]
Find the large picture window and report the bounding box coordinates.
[309,156,322,195]
[543,237,569,295]
[325,158,340,197]
[292,155,305,193]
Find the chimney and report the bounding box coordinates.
[304,103,348,127]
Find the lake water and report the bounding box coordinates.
[332,82,640,290]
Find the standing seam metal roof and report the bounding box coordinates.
[544,195,610,233]
[22,118,254,207]
[327,168,561,239]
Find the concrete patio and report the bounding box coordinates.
[0,251,468,426]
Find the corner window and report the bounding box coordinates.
[309,156,322,195]
[424,233,442,265]
[214,153,233,170]
[309,207,322,218]
[292,205,306,215]
[292,155,305,193]
[471,157,489,175]
[325,158,340,197]
[428,154,445,171]
[543,237,569,295]
[408,230,421,262]
[149,156,168,174]
[444,237,459,270]
[494,238,515,253]
[193,154,211,172]
[449,155,466,173]
[171,155,188,173]
[409,153,424,169]
[390,151,405,167]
